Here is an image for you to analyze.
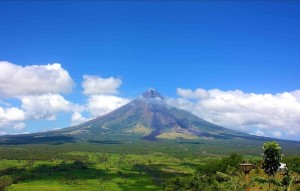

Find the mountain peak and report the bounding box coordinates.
[142,89,163,100]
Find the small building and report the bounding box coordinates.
[278,163,287,171]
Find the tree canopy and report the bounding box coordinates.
[262,141,283,190]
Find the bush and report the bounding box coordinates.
[0,176,13,191]
[73,160,89,169]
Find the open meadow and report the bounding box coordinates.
[0,140,300,191]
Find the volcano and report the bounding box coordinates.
[2,89,300,155]
[34,89,260,141]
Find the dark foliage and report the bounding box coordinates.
[0,135,75,145]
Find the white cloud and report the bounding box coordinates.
[0,121,26,135]
[171,88,300,139]
[177,88,208,99]
[0,61,89,133]
[13,122,26,130]
[254,130,265,136]
[0,61,130,133]
[71,112,89,125]
[82,75,122,95]
[0,106,25,133]
[0,106,25,121]
[273,131,282,138]
[21,94,81,120]
[87,95,130,117]
[80,74,130,118]
[0,61,74,97]
[0,131,7,135]
[0,121,25,129]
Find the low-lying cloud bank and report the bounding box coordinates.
[167,88,300,140]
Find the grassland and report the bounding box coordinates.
[0,139,300,190]
[0,147,202,191]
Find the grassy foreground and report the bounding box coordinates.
[1,151,201,191]
[0,140,300,190]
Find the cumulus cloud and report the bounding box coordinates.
[0,62,130,133]
[0,121,26,135]
[20,94,82,120]
[82,75,122,95]
[0,61,74,97]
[87,95,130,117]
[80,75,130,118]
[0,106,25,133]
[71,112,89,126]
[0,106,25,121]
[177,88,208,99]
[0,61,87,133]
[0,131,7,135]
[170,88,300,139]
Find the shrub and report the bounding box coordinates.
[0,176,13,191]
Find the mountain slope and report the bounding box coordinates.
[39,89,259,141]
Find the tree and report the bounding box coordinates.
[262,141,282,191]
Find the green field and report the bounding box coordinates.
[1,140,300,191]
[0,143,202,191]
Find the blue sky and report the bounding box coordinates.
[0,1,300,140]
